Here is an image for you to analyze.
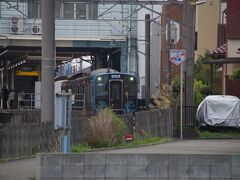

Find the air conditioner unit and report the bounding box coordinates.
[31,19,42,35]
[10,16,23,34]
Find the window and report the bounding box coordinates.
[55,3,62,20]
[124,76,136,96]
[63,3,74,19]
[27,1,98,20]
[111,82,121,100]
[96,75,108,96]
[87,2,98,20]
[76,3,86,19]
[63,2,98,20]
[28,1,40,19]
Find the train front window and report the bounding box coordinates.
[96,75,108,96]
[124,76,137,96]
[111,83,120,100]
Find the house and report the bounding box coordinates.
[202,0,240,97]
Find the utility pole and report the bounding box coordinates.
[41,0,55,122]
[167,19,172,85]
[145,14,150,109]
[183,0,195,107]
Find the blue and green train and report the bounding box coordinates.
[61,68,137,113]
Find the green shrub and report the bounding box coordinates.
[87,108,126,148]
[111,112,127,144]
[200,86,212,96]
[194,80,210,106]
[171,75,181,99]
[229,68,240,80]
[171,76,181,108]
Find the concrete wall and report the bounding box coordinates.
[37,153,240,180]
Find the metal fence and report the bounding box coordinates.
[183,106,197,127]
[0,121,54,159]
[174,106,198,127]
[17,93,85,110]
[72,93,85,109]
[135,109,173,137]
[0,108,174,159]
[0,110,89,159]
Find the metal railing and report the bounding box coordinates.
[0,17,124,37]
[17,93,85,110]
[72,93,85,109]
[18,93,39,110]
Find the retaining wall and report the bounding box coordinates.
[37,153,240,180]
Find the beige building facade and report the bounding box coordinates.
[195,0,221,58]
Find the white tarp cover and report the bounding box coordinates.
[196,95,240,127]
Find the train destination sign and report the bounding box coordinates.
[111,74,121,79]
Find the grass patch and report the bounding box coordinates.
[71,143,90,153]
[71,137,174,153]
[199,131,240,139]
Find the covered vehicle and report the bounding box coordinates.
[196,95,240,127]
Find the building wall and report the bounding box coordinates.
[161,4,183,85]
[195,0,221,57]
[226,0,240,39]
[0,2,130,37]
[137,5,161,98]
[227,39,240,75]
[226,0,240,76]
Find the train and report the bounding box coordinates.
[58,68,138,113]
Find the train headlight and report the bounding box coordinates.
[97,77,102,81]
[129,77,134,81]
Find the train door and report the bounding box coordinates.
[109,80,123,110]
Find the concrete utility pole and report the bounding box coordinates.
[183,0,195,107]
[167,19,172,85]
[41,0,55,122]
[145,14,150,109]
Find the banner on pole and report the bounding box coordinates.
[169,49,186,66]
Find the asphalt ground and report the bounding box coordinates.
[0,139,240,180]
[0,157,36,180]
[95,139,240,154]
